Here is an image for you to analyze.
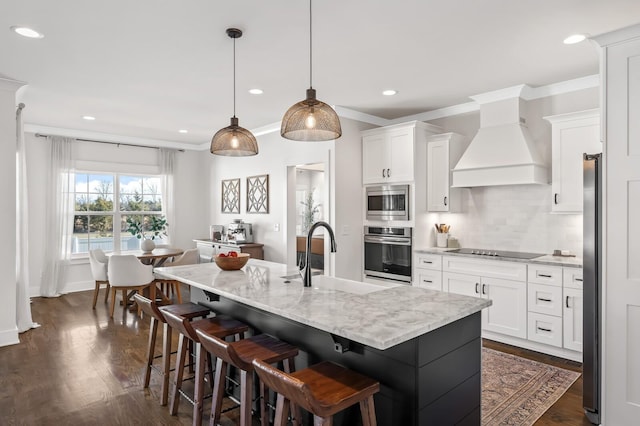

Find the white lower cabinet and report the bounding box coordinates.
[528,312,563,347]
[563,271,584,352]
[413,253,443,291]
[435,254,584,360]
[444,270,527,339]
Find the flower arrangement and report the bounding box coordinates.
[125,215,168,240]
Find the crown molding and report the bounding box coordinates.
[592,23,640,47]
[0,76,27,93]
[332,106,392,127]
[388,101,479,125]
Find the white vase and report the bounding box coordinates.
[141,238,155,253]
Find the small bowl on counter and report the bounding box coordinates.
[213,252,250,270]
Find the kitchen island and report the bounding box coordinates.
[154,259,491,425]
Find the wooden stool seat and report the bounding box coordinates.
[159,303,210,320]
[135,294,211,406]
[253,360,380,426]
[195,331,299,426]
[161,310,249,424]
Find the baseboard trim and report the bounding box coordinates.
[29,280,93,298]
[0,327,20,347]
[483,331,582,362]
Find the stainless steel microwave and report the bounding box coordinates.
[366,184,409,221]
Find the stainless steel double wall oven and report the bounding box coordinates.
[364,226,412,283]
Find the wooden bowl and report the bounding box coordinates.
[213,252,250,271]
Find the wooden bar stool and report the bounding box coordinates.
[253,360,380,426]
[195,329,299,426]
[162,310,249,425]
[133,294,211,406]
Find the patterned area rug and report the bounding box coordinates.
[482,348,581,425]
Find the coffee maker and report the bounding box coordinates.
[227,220,253,243]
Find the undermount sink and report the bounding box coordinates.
[280,270,322,280]
[305,275,401,295]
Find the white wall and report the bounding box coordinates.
[24,133,207,296]
[418,87,599,255]
[0,78,22,346]
[208,118,371,280]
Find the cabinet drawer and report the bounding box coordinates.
[528,265,563,286]
[414,253,442,270]
[563,268,583,290]
[528,283,563,317]
[413,268,442,291]
[442,256,527,282]
[527,313,563,348]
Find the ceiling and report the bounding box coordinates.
[2,1,639,149]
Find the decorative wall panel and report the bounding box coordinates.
[221,178,240,214]
[247,174,269,214]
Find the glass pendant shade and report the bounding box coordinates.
[281,88,342,141]
[211,116,258,156]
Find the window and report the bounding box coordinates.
[72,173,166,255]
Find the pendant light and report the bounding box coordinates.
[211,28,258,156]
[280,0,341,141]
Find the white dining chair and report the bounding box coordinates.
[108,254,155,318]
[89,248,110,309]
[158,248,200,303]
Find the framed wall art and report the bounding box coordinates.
[246,174,269,214]
[221,178,240,214]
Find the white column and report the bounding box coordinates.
[0,76,26,346]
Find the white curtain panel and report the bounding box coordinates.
[40,136,75,297]
[159,148,176,244]
[15,104,38,332]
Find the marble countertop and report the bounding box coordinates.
[414,247,582,268]
[154,259,491,350]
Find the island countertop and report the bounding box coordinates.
[154,259,491,350]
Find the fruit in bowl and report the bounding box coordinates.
[213,252,250,270]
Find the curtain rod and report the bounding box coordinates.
[35,133,185,152]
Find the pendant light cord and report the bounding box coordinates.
[233,35,236,117]
[309,0,313,88]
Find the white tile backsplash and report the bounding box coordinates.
[418,185,583,255]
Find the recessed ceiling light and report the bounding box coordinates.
[82,116,96,121]
[10,26,44,39]
[563,34,587,45]
[382,90,397,96]
[178,129,188,134]
[249,88,263,95]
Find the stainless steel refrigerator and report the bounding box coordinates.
[583,153,602,424]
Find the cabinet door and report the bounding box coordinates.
[362,133,388,184]
[444,272,481,298]
[563,287,583,352]
[481,277,527,339]
[427,139,449,211]
[196,242,214,263]
[414,268,442,291]
[387,127,414,183]
[548,111,601,212]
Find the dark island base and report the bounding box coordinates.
[193,288,482,426]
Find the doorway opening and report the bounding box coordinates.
[294,163,325,270]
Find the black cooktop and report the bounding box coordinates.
[447,248,544,260]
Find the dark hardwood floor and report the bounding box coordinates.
[1,290,590,425]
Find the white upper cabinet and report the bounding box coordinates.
[544,109,601,213]
[427,133,467,212]
[362,121,441,185]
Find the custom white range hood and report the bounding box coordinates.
[451,85,548,187]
